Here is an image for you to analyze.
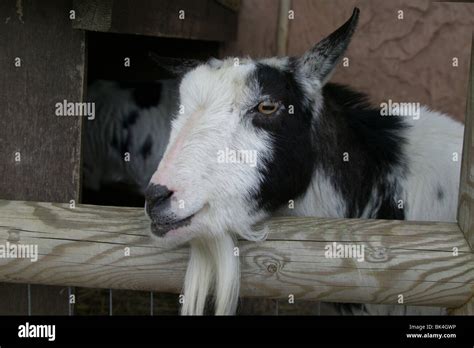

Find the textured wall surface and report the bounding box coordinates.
[288,0,474,122]
[220,0,280,58]
[223,0,474,122]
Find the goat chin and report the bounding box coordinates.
[181,234,240,315]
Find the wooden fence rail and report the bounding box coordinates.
[0,199,473,308]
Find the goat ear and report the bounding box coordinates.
[297,8,359,85]
[148,52,203,76]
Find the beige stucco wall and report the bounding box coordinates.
[222,0,474,122]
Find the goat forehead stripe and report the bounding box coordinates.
[252,64,290,101]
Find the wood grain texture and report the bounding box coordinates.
[453,33,474,316]
[0,283,28,315]
[74,287,110,315]
[73,0,237,42]
[111,289,151,315]
[0,0,85,315]
[29,285,69,315]
[152,292,180,315]
[287,0,474,122]
[73,0,113,32]
[0,0,84,203]
[0,200,473,308]
[238,298,279,315]
[449,297,474,315]
[458,33,474,250]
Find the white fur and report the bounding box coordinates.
[181,234,239,315]
[402,107,463,222]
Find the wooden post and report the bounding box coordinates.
[458,33,474,249]
[452,33,474,315]
[0,0,85,314]
[276,0,291,56]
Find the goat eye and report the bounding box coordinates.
[257,101,279,115]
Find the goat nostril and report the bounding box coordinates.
[145,184,173,209]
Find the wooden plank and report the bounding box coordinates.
[277,299,320,315]
[449,298,474,315]
[152,293,180,315]
[452,33,474,315]
[74,288,109,315]
[0,0,85,314]
[0,0,85,202]
[30,285,69,315]
[111,289,150,315]
[72,0,114,32]
[72,0,237,42]
[0,200,473,308]
[0,283,28,315]
[238,298,279,315]
[458,33,474,250]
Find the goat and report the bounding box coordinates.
[144,8,464,315]
[84,8,463,315]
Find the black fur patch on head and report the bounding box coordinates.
[247,62,408,220]
[118,81,162,109]
[248,63,317,212]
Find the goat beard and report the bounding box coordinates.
[181,233,240,315]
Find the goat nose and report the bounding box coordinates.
[145,184,173,216]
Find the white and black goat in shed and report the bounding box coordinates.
[85,8,463,315]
